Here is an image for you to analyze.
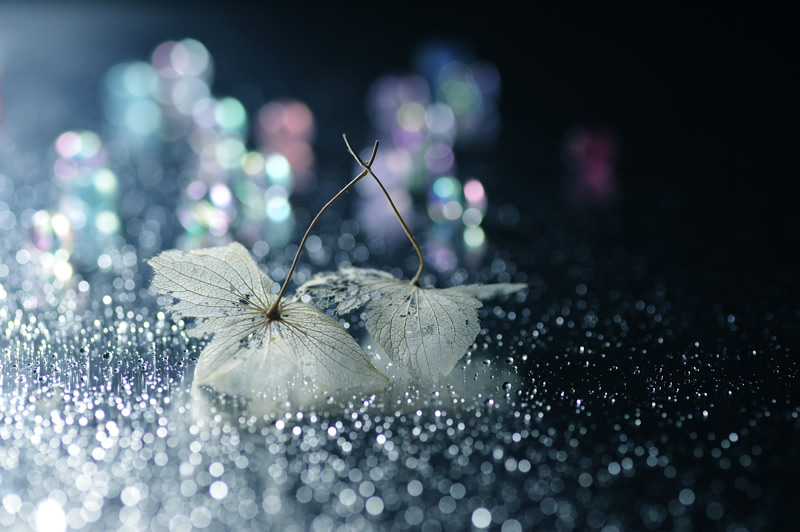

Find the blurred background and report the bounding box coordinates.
[0,2,796,300]
[1,5,798,530]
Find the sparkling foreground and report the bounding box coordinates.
[1,276,797,531]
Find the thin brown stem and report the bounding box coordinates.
[343,134,425,286]
[266,140,380,319]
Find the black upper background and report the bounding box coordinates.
[2,2,797,295]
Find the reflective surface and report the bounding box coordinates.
[0,5,797,531]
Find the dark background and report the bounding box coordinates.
[2,2,797,290]
[1,5,797,529]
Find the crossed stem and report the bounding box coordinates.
[342,134,425,287]
[266,135,426,319]
[266,140,380,319]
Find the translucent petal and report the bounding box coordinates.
[450,283,528,300]
[296,267,395,314]
[148,242,273,320]
[148,244,388,407]
[297,268,526,381]
[365,282,482,379]
[193,300,388,403]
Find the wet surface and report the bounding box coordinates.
[1,5,798,531]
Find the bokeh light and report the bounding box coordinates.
[564,127,619,207]
[98,41,316,250]
[214,97,247,132]
[256,100,316,192]
[358,42,501,271]
[7,35,495,298]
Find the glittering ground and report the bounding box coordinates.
[1,7,799,532]
[2,199,797,531]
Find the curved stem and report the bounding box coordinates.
[343,134,425,286]
[266,140,380,319]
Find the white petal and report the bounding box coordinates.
[297,268,525,381]
[451,283,527,301]
[148,242,273,320]
[148,244,387,409]
[365,284,482,380]
[195,300,388,399]
[296,267,395,314]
